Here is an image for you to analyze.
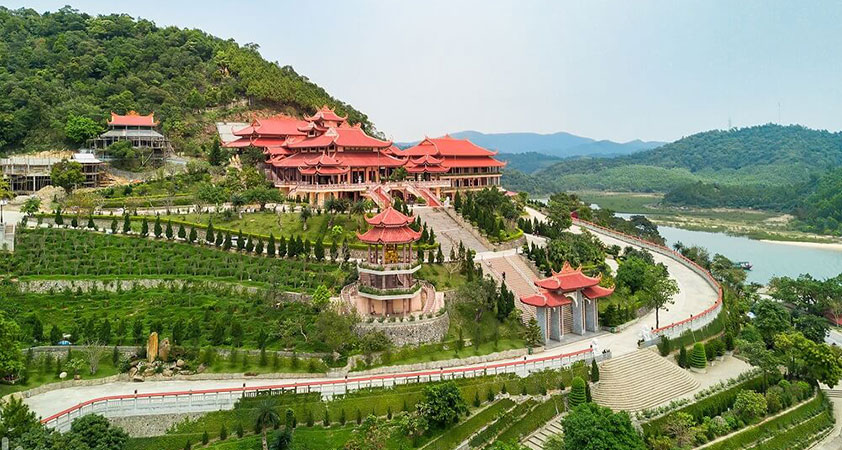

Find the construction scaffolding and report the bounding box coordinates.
[0,153,104,193]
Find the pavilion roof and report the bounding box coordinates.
[406,154,449,173]
[356,226,421,244]
[108,111,157,127]
[305,105,347,123]
[520,291,574,308]
[583,284,615,300]
[252,115,309,136]
[365,207,414,227]
[534,262,602,292]
[401,135,498,157]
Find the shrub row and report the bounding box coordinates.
[424,398,516,450]
[703,392,829,450]
[468,400,537,448]
[642,372,776,438]
[753,409,834,450]
[100,194,196,208]
[494,395,565,444]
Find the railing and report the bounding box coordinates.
[41,347,602,432]
[573,219,723,342]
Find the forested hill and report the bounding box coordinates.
[0,6,375,153]
[505,124,842,194]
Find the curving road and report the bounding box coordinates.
[22,206,719,421]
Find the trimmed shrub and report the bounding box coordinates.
[657,335,672,356]
[690,343,707,369]
[569,377,587,407]
[677,346,688,368]
[590,360,600,382]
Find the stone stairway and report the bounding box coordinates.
[591,348,699,411]
[365,185,391,208]
[522,414,565,450]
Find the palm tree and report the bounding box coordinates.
[255,399,281,450]
[350,200,366,217]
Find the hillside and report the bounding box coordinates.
[0,6,375,155]
[505,124,842,194]
[495,152,562,173]
[446,130,662,158]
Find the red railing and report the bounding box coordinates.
[40,347,598,428]
[572,219,724,336]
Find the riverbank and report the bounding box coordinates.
[574,191,842,246]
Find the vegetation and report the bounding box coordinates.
[494,394,565,444]
[424,398,515,450]
[560,402,646,450]
[0,402,127,450]
[454,189,522,242]
[0,6,375,154]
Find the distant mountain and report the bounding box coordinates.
[495,152,563,174]
[446,130,665,158]
[395,131,663,160]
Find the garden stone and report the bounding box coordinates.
[162,369,173,377]
[147,332,159,363]
[128,367,138,378]
[158,338,170,361]
[59,372,67,380]
[132,375,144,382]
[176,359,185,368]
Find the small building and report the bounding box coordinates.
[350,207,438,316]
[520,262,614,344]
[89,111,171,160]
[0,153,103,193]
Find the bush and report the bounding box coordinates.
[658,335,672,356]
[677,346,688,368]
[569,377,587,407]
[496,395,565,443]
[424,399,515,450]
[591,360,600,383]
[733,390,767,423]
[690,343,707,369]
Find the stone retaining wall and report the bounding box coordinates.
[109,413,205,437]
[350,346,536,376]
[356,311,449,347]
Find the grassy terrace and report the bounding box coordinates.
[127,366,589,450]
[4,228,350,290]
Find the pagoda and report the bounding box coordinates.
[351,207,435,316]
[89,111,171,159]
[520,262,614,343]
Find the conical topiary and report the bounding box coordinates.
[690,343,707,369]
[569,376,587,407]
[591,359,600,382]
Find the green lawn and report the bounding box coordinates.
[172,211,366,243]
[0,356,121,397]
[415,263,468,291]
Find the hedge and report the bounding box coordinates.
[702,392,829,450]
[424,398,516,450]
[468,400,537,448]
[101,194,196,208]
[569,377,587,407]
[643,373,774,438]
[753,409,833,450]
[494,395,565,444]
[690,343,707,369]
[669,313,725,350]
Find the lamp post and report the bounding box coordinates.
[0,199,7,224]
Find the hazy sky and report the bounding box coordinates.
[7,1,842,142]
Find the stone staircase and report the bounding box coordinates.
[365,185,391,208]
[591,348,699,411]
[522,414,565,450]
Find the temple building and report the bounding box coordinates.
[224,106,505,207]
[347,206,439,316]
[1,153,103,193]
[89,111,171,160]
[520,262,614,344]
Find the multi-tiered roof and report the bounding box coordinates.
[521,262,614,307]
[108,111,158,127]
[356,207,422,244]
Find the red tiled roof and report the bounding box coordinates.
[305,105,347,123]
[365,207,414,226]
[520,291,574,308]
[253,115,309,136]
[357,226,421,244]
[406,154,449,173]
[534,262,602,292]
[582,284,614,299]
[304,152,343,166]
[223,137,254,148]
[252,137,290,147]
[285,134,337,149]
[338,151,406,168]
[108,111,157,127]
[401,135,497,157]
[441,156,506,168]
[299,166,349,175]
[334,125,392,148]
[232,125,254,136]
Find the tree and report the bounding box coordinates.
[82,340,109,375]
[416,381,468,427]
[794,314,829,343]
[0,314,23,379]
[733,390,767,423]
[153,215,162,238]
[774,331,842,387]
[753,299,792,345]
[67,414,129,449]
[21,197,41,216]
[560,403,646,450]
[270,429,292,450]
[314,239,325,261]
[206,220,215,244]
[524,318,543,347]
[640,265,679,329]
[255,399,281,450]
[344,415,389,450]
[64,115,103,144]
[208,136,226,166]
[591,360,600,382]
[165,220,174,239]
[569,376,587,407]
[689,343,707,369]
[50,159,85,193]
[123,214,132,234]
[0,397,40,443]
[267,234,276,257]
[140,217,149,236]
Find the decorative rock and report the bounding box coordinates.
[132,375,144,382]
[162,369,173,377]
[59,371,67,380]
[158,338,170,362]
[197,363,207,374]
[73,375,81,380]
[176,359,185,368]
[147,332,158,363]
[128,367,138,378]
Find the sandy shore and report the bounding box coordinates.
[760,239,842,252]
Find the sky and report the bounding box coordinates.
[6,1,842,143]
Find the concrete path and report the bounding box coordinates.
[412,206,489,257]
[21,205,720,421]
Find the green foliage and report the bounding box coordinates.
[495,395,565,444]
[569,377,587,407]
[50,159,85,193]
[469,400,536,448]
[0,313,24,379]
[590,360,600,383]
[424,398,515,450]
[560,402,646,450]
[64,115,103,144]
[417,381,469,427]
[733,389,767,423]
[0,6,375,152]
[689,343,707,369]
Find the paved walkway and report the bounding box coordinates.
[412,206,489,257]
[21,206,720,421]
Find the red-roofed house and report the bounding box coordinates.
[398,135,505,193]
[89,111,171,159]
[521,262,614,343]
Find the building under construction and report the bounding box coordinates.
[0,153,104,193]
[88,111,172,161]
